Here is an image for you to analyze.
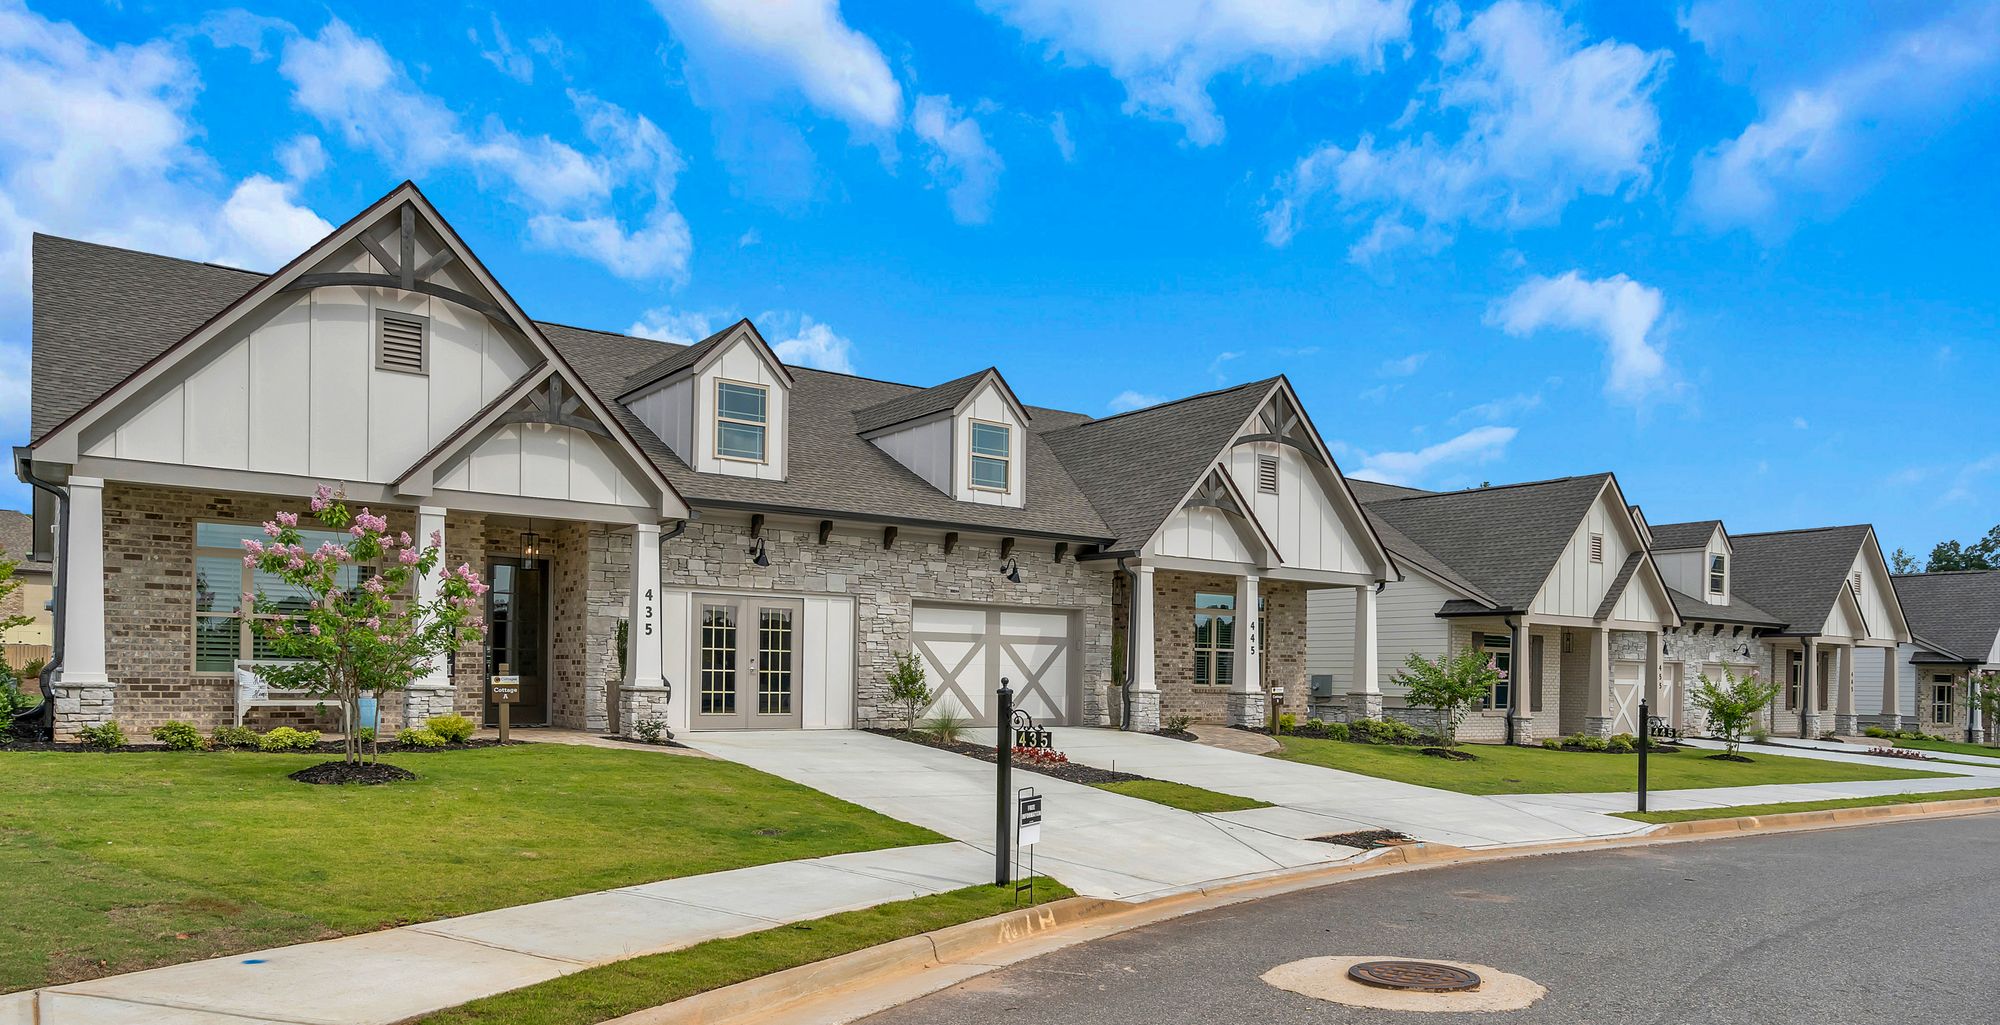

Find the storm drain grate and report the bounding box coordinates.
[1346,960,1482,992]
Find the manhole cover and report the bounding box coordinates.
[1347,960,1482,992]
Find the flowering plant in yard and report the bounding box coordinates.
[1392,647,1504,747]
[242,484,487,766]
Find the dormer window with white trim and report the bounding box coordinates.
[969,420,1011,492]
[1709,554,1726,596]
[714,380,769,462]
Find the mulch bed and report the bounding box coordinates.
[1311,829,1414,849]
[866,728,1147,785]
[1420,747,1476,761]
[288,761,418,785]
[1,738,530,755]
[593,734,691,750]
[1705,752,1754,763]
[1152,729,1198,742]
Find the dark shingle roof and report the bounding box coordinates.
[1346,478,1436,505]
[1648,519,1722,551]
[1893,570,2000,666]
[1593,551,1647,621]
[617,322,739,398]
[851,368,998,435]
[1041,380,1276,552]
[1363,513,1494,604]
[0,509,50,571]
[1728,525,1876,636]
[1359,475,1613,612]
[1666,586,1785,628]
[31,235,264,440]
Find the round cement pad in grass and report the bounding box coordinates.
[1262,955,1546,1013]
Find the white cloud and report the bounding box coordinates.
[652,0,902,132]
[1108,390,1164,412]
[627,307,715,347]
[912,94,1005,225]
[1941,452,2000,505]
[1049,111,1076,162]
[1348,425,1518,486]
[1208,350,1242,382]
[981,0,1411,146]
[1378,351,1427,376]
[768,315,856,373]
[266,18,691,281]
[1262,0,1667,259]
[1686,5,2000,236]
[1487,270,1668,402]
[472,13,535,83]
[217,176,334,266]
[1792,416,1809,430]
[1453,391,1541,423]
[276,135,326,181]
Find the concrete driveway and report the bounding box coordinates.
[679,730,1355,900]
[1046,728,1647,847]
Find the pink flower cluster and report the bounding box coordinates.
[309,483,335,513]
[452,563,491,596]
[349,508,390,537]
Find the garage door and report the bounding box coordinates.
[912,604,1075,725]
[1611,661,1642,735]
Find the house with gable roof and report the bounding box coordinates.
[1867,570,2000,741]
[15,182,1397,741]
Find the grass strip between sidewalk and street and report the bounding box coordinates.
[1091,778,1273,813]
[1269,735,1952,795]
[1615,787,2000,824]
[409,880,1076,1025]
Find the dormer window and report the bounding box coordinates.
[715,380,768,462]
[1709,554,1726,596]
[969,421,1011,492]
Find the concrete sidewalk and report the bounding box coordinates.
[6,843,992,1025]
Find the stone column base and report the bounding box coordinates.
[1834,714,1861,736]
[1345,692,1383,722]
[52,681,116,742]
[1125,689,1161,733]
[1583,716,1614,738]
[1794,713,1823,738]
[403,685,455,728]
[1227,691,1267,729]
[1507,715,1536,745]
[1971,728,1989,744]
[620,686,673,740]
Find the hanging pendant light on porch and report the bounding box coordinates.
[520,519,540,567]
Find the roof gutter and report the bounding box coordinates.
[11,447,61,741]
[684,498,1113,548]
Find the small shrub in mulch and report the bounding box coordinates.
[288,761,417,785]
[866,728,1147,785]
[1865,746,1934,761]
[1152,729,1197,742]
[1705,752,1754,763]
[1420,746,1476,761]
[1311,829,1414,849]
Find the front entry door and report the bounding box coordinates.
[485,558,550,725]
[693,595,805,730]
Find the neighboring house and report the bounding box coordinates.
[1869,570,2000,741]
[0,509,55,690]
[1644,519,1786,733]
[16,181,1395,741]
[1308,474,1681,741]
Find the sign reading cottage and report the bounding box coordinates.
[19,182,1397,742]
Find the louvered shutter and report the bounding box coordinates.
[376,311,429,374]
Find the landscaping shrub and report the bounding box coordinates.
[885,650,933,732]
[1349,717,1424,745]
[1276,712,1297,734]
[150,720,205,751]
[212,725,260,749]
[1570,733,1608,752]
[258,726,321,752]
[1392,647,1503,747]
[634,718,668,745]
[0,671,40,742]
[1864,726,1892,739]
[396,726,446,749]
[1323,721,1350,742]
[1606,734,1636,754]
[1751,728,1770,743]
[355,726,376,746]
[919,712,972,745]
[76,720,126,751]
[1540,737,1562,750]
[425,713,476,744]
[1692,666,1781,758]
[1163,713,1195,734]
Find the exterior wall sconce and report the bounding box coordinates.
[520,519,540,566]
[1000,558,1022,584]
[749,537,771,568]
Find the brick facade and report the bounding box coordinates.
[1125,569,1311,726]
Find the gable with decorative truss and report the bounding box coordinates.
[1151,466,1280,566]
[1222,383,1387,577]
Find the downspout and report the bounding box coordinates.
[1501,615,1518,747]
[14,450,65,742]
[661,519,688,543]
[1118,557,1136,731]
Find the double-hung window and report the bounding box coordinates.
[969,420,1011,492]
[715,381,769,462]
[1931,675,1956,725]
[193,521,358,672]
[1708,554,1726,596]
[1193,592,1236,688]
[1479,633,1513,710]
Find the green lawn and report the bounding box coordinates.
[1270,736,1952,795]
[1888,735,2000,760]
[1091,778,1272,813]
[0,745,940,993]
[412,880,1075,1025]
[1617,787,2000,824]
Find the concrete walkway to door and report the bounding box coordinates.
[680,730,1357,900]
[1047,728,1649,848]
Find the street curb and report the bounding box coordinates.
[603,793,2000,1025]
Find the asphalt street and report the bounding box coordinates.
[863,814,2000,1024]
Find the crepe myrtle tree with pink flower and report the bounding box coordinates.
[1391,647,1506,748]
[242,484,488,766]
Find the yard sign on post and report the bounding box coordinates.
[1015,787,1041,905]
[492,675,521,743]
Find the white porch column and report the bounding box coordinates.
[1799,638,1820,738]
[1347,584,1382,721]
[54,476,114,740]
[1881,646,1905,729]
[1968,670,1986,744]
[1585,626,1612,737]
[1508,618,1534,743]
[1126,565,1160,732]
[1834,644,1858,735]
[403,506,452,729]
[619,523,670,738]
[1227,573,1266,728]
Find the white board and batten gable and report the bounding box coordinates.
[865,370,1030,509]
[1827,534,1908,646]
[54,184,683,521]
[1529,478,1675,628]
[1654,523,1732,606]
[623,322,792,482]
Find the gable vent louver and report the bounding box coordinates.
[1256,455,1280,494]
[1588,533,1605,564]
[1851,571,1862,597]
[376,310,429,375]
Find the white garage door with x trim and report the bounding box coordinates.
[1611,660,1643,735]
[911,603,1075,725]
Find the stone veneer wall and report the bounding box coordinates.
[1634,626,1774,734]
[637,520,1116,728]
[1143,570,1309,725]
[84,483,495,739]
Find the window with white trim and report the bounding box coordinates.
[1193,592,1235,688]
[1931,674,1956,725]
[968,420,1011,492]
[193,521,358,672]
[714,381,769,462]
[1708,554,1726,596]
[1478,633,1512,710]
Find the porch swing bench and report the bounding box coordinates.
[234,660,348,731]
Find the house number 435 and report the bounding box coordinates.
[643,589,655,636]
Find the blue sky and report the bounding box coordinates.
[1,0,1996,561]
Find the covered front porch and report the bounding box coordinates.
[1761,635,1892,739]
[1422,613,1665,743]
